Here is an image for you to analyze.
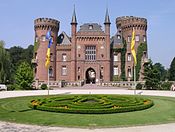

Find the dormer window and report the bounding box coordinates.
[117,35,121,39]
[89,25,93,30]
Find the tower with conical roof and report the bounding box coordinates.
[104,8,111,81]
[70,6,77,81]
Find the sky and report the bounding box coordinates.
[0,0,175,68]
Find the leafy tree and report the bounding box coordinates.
[7,45,34,83]
[0,41,11,84]
[143,60,161,90]
[169,57,175,81]
[22,45,34,66]
[14,62,34,90]
[153,63,167,81]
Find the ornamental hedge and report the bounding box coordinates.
[29,95,154,114]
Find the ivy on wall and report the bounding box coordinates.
[113,38,127,81]
[33,41,40,57]
[136,42,147,80]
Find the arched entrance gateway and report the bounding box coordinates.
[86,68,96,84]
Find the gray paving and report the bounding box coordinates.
[0,87,175,132]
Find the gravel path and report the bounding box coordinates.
[0,88,175,132]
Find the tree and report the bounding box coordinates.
[22,45,34,66]
[0,41,11,84]
[153,63,167,81]
[14,62,34,90]
[169,57,175,81]
[143,60,161,90]
[7,45,34,83]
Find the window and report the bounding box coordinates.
[114,54,118,61]
[89,25,93,30]
[143,35,146,42]
[35,68,37,74]
[50,53,53,61]
[85,46,96,61]
[136,35,140,42]
[128,68,132,77]
[35,53,37,59]
[49,67,53,77]
[62,66,67,76]
[127,53,131,61]
[78,67,80,72]
[35,36,38,42]
[78,76,80,80]
[143,51,147,58]
[62,54,67,61]
[128,36,131,42]
[41,35,46,42]
[114,66,119,76]
[117,35,121,39]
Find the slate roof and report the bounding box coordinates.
[78,23,103,32]
[57,32,71,45]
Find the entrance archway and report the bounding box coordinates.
[86,68,96,84]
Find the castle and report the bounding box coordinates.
[32,8,148,85]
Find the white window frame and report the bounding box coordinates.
[114,54,118,62]
[128,36,131,42]
[41,35,46,42]
[128,53,131,61]
[62,66,67,76]
[114,66,119,76]
[143,35,146,42]
[62,54,67,61]
[85,46,96,61]
[128,68,132,77]
[136,35,140,42]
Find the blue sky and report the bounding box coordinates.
[0,0,175,68]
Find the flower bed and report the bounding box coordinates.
[29,95,154,114]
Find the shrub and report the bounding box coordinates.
[29,95,154,114]
[136,83,143,90]
[160,81,173,90]
[40,84,47,90]
[7,84,16,91]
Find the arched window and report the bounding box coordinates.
[49,67,53,77]
[62,54,67,61]
[35,36,39,42]
[41,35,46,42]
[128,67,132,77]
[127,53,131,61]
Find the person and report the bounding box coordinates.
[171,84,175,91]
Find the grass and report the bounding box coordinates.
[0,95,175,128]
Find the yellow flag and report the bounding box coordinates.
[45,48,50,68]
[131,29,137,66]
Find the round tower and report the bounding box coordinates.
[116,16,147,81]
[34,18,60,81]
[116,16,147,49]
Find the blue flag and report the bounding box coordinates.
[45,30,53,68]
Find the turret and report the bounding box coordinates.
[116,16,147,81]
[104,8,111,81]
[33,18,59,81]
[70,7,78,81]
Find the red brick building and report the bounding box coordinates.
[33,9,148,84]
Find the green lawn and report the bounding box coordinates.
[0,95,175,128]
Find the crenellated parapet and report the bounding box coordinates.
[34,18,60,31]
[116,16,147,31]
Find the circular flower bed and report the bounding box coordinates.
[29,95,154,114]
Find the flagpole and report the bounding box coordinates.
[48,68,50,95]
[134,64,136,95]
